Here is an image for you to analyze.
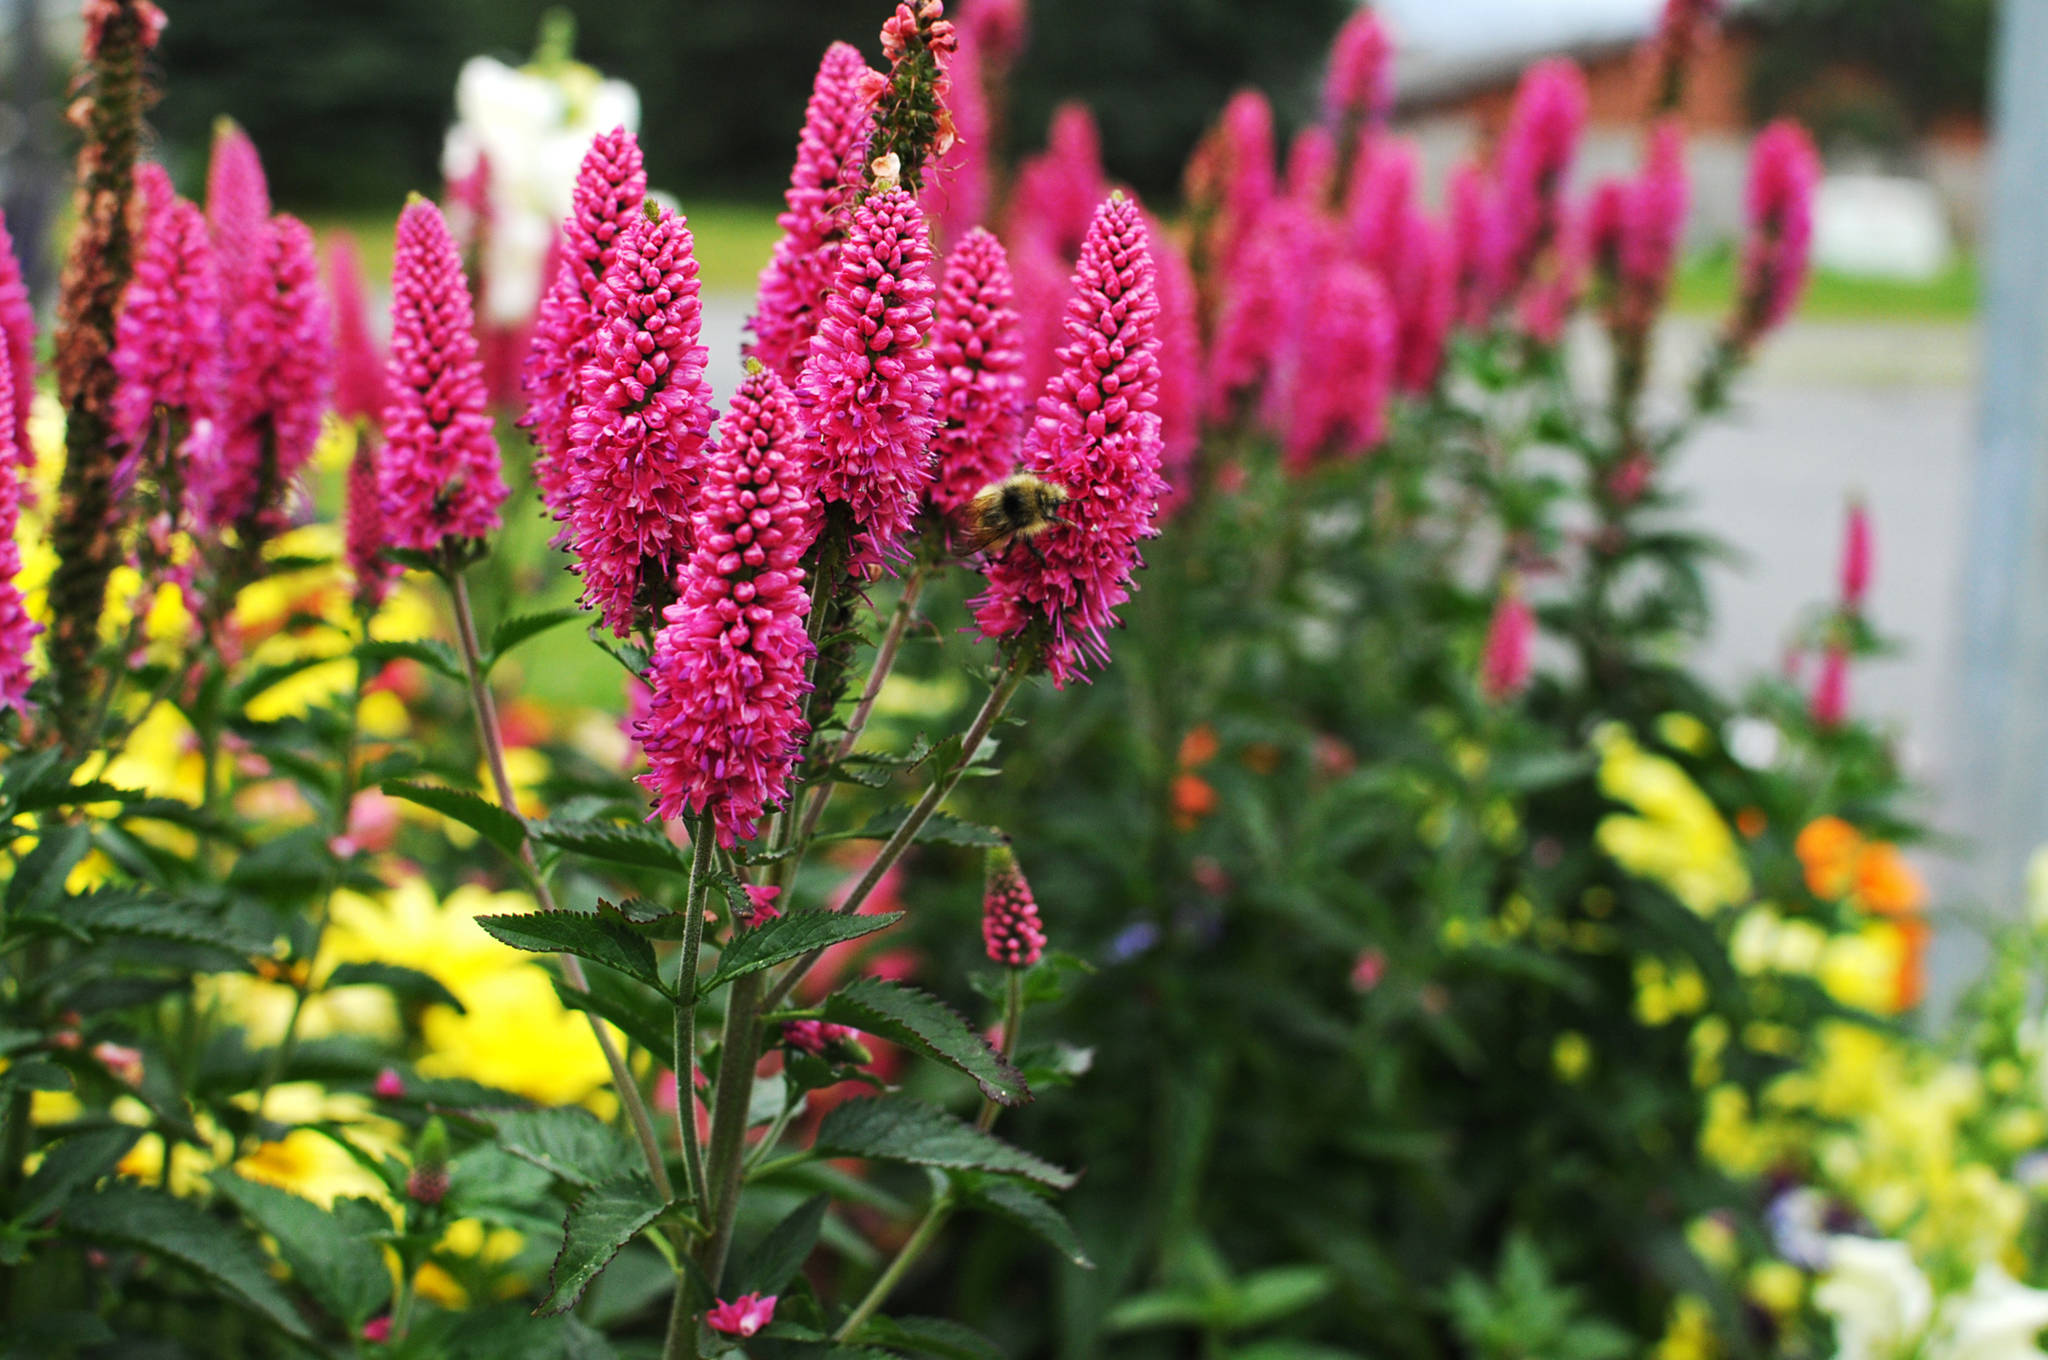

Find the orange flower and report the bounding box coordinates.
[1178,724,1219,769]
[1893,918,1930,1011]
[1795,816,1862,900]
[1736,807,1766,838]
[1854,842,1925,917]
[1171,772,1218,830]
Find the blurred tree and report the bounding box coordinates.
[1747,0,1993,150]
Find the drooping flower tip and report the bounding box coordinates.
[797,186,941,567]
[1323,8,1395,131]
[928,226,1025,518]
[1841,500,1872,611]
[705,1294,778,1339]
[975,192,1167,685]
[1480,580,1536,701]
[983,847,1047,968]
[567,203,714,635]
[524,124,648,521]
[1736,119,1821,345]
[377,197,506,555]
[635,365,815,848]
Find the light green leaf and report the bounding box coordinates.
[532,817,691,873]
[702,911,904,992]
[210,1170,392,1328]
[488,1108,638,1190]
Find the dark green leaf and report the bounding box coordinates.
[324,961,465,1013]
[476,911,664,993]
[732,1194,827,1296]
[537,1176,668,1316]
[962,1178,1093,1268]
[532,817,690,872]
[357,637,465,682]
[210,1169,391,1328]
[34,891,271,957]
[812,1097,1074,1189]
[830,808,1005,849]
[704,912,904,992]
[6,825,88,915]
[487,1108,637,1189]
[486,608,587,673]
[855,1316,1004,1360]
[552,977,670,1058]
[15,1126,141,1224]
[62,1183,312,1339]
[381,780,528,856]
[819,978,1027,1106]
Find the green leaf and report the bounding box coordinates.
[962,1178,1093,1268]
[532,817,691,872]
[486,608,587,673]
[552,976,669,1058]
[732,1194,827,1296]
[812,1097,1074,1189]
[476,911,665,993]
[210,1169,391,1328]
[18,891,270,960]
[324,961,465,1013]
[831,807,1005,848]
[537,1176,668,1316]
[6,824,88,915]
[819,978,1028,1106]
[357,637,464,682]
[853,1316,1004,1360]
[487,1108,637,1189]
[62,1183,312,1339]
[230,654,344,712]
[1224,1266,1337,1330]
[15,1126,141,1224]
[381,780,527,856]
[703,912,904,992]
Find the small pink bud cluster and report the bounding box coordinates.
[567,206,715,635]
[977,194,1167,685]
[525,128,648,524]
[782,1020,858,1057]
[1480,579,1536,701]
[705,1293,778,1339]
[749,45,875,383]
[983,847,1046,968]
[928,227,1025,518]
[377,198,507,555]
[636,365,815,848]
[796,187,941,567]
[1734,119,1821,350]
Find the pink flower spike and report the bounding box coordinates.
[1282,259,1395,471]
[747,43,876,383]
[205,121,272,316]
[1284,125,1339,210]
[1480,578,1536,702]
[112,173,221,474]
[326,233,387,426]
[929,227,1025,519]
[635,364,815,848]
[781,1020,856,1057]
[1811,640,1849,728]
[524,127,647,523]
[983,845,1046,968]
[1734,119,1821,347]
[923,33,990,249]
[0,348,39,714]
[1324,8,1395,135]
[1495,59,1589,292]
[346,426,394,613]
[1447,159,1506,326]
[975,193,1167,686]
[1148,216,1202,511]
[0,212,36,478]
[958,0,1027,72]
[704,1293,778,1339]
[1625,119,1689,299]
[1841,499,1872,612]
[797,187,942,568]
[1185,90,1277,285]
[378,198,506,555]
[568,204,715,636]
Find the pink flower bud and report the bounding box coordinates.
[1811,641,1849,728]
[705,1293,778,1338]
[982,846,1047,968]
[373,1068,406,1100]
[1480,579,1536,701]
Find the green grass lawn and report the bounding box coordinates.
[1669,246,1979,325]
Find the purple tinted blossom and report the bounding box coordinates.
[928,227,1025,518]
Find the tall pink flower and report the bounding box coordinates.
[378,198,506,555]
[346,436,393,613]
[1480,578,1535,701]
[957,0,1026,73]
[1206,203,1296,422]
[1148,215,1202,509]
[1282,259,1395,471]
[326,234,387,426]
[923,32,990,249]
[928,227,1025,519]
[1185,90,1277,290]
[636,365,815,848]
[1324,7,1394,143]
[1008,103,1111,395]
[1447,159,1506,326]
[1345,136,1416,274]
[1733,119,1820,348]
[1515,198,1589,346]
[797,187,941,568]
[1811,640,1848,728]
[524,127,647,522]
[1593,119,1689,344]
[205,121,271,319]
[0,212,36,477]
[1841,499,1872,612]
[1284,125,1339,210]
[976,193,1166,686]
[567,205,715,636]
[1390,211,1455,393]
[1495,59,1589,292]
[112,168,221,475]
[983,844,1046,968]
[201,214,332,537]
[747,43,875,383]
[0,352,37,713]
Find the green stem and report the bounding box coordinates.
[673,817,714,1216]
[831,1191,953,1343]
[975,969,1024,1133]
[446,567,673,1204]
[695,972,764,1290]
[794,567,928,850]
[763,650,1034,1013]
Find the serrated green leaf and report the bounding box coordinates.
[15,1126,141,1224]
[532,817,690,872]
[831,807,1005,848]
[356,637,464,682]
[962,1178,1093,1268]
[704,912,904,992]
[62,1183,312,1339]
[476,911,664,993]
[324,961,465,1012]
[230,654,344,712]
[855,1315,1004,1360]
[732,1194,826,1296]
[381,780,528,856]
[813,1097,1074,1189]
[210,1169,392,1328]
[819,978,1027,1106]
[6,824,88,915]
[537,1175,668,1316]
[487,1108,637,1189]
[31,891,271,957]
[485,608,587,675]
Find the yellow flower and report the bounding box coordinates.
[1593,725,1749,916]
[1652,1295,1718,1360]
[1553,1031,1592,1083]
[1749,1261,1804,1316]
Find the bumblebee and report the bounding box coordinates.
[961,473,1072,557]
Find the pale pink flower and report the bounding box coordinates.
[704,1293,778,1338]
